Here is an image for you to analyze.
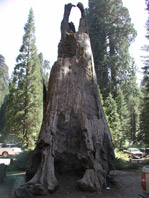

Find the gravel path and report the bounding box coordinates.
[0,168,148,198]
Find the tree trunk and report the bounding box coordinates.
[14,3,114,197]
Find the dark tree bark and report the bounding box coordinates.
[14,3,115,197]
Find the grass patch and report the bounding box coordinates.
[13,150,32,171]
[115,149,128,159]
[113,149,139,170]
[6,150,33,172]
[7,164,20,172]
[113,158,139,170]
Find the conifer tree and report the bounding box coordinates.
[0,55,9,136]
[87,0,136,99]
[6,9,43,148]
[140,1,149,145]
[6,77,20,140]
[104,93,121,148]
[140,81,149,144]
[116,89,130,148]
[125,61,141,144]
[38,52,51,112]
[38,52,50,90]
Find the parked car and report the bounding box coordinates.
[124,148,143,158]
[140,148,149,158]
[0,144,22,158]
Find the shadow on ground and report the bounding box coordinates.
[0,168,148,198]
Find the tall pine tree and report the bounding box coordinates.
[38,52,50,90]
[87,0,136,99]
[38,52,51,112]
[104,93,121,148]
[87,0,142,149]
[140,0,149,145]
[6,9,43,149]
[116,88,130,148]
[0,55,9,137]
[125,61,141,144]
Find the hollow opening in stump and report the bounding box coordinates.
[69,6,81,32]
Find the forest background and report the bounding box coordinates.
[0,0,149,150]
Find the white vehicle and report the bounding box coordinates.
[127,148,143,158]
[0,144,22,158]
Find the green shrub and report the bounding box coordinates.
[113,158,139,170]
[114,149,128,159]
[7,164,20,172]
[13,150,32,171]
[113,149,140,170]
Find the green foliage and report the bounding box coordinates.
[87,0,142,150]
[6,9,43,149]
[140,86,149,145]
[113,149,139,170]
[140,7,149,145]
[104,93,121,148]
[121,61,142,144]
[87,0,136,99]
[7,164,20,172]
[102,58,142,149]
[114,149,128,159]
[113,158,139,170]
[116,89,130,148]
[6,151,32,171]
[38,52,50,89]
[98,87,104,106]
[38,52,51,111]
[0,54,9,137]
[13,151,32,170]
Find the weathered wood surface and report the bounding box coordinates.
[14,3,115,197]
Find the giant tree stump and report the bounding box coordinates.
[14,3,114,197]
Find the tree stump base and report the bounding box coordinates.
[14,3,114,197]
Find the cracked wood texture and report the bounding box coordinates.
[14,3,115,197]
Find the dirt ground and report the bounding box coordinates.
[0,167,149,198]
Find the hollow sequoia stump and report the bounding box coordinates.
[14,3,115,197]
